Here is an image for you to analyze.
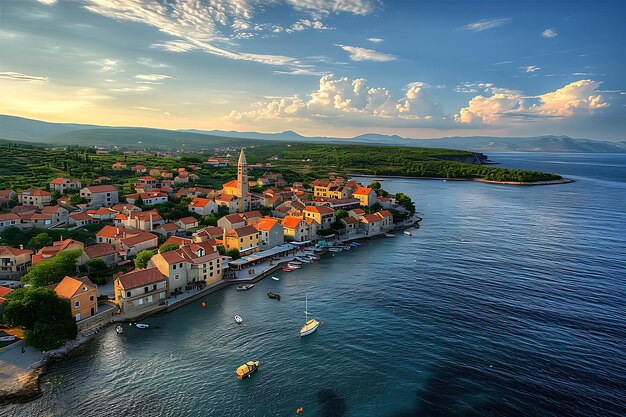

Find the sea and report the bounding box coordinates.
[3,152,625,417]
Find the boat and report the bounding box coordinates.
[135,323,149,329]
[384,233,395,238]
[328,247,342,253]
[0,335,16,342]
[267,291,281,301]
[342,245,351,250]
[296,256,312,263]
[308,255,320,261]
[236,284,254,291]
[403,231,413,237]
[235,361,259,379]
[234,315,243,324]
[115,325,123,334]
[350,242,362,247]
[281,267,294,272]
[272,276,280,281]
[287,262,302,269]
[299,294,320,337]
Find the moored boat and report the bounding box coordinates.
[0,335,16,342]
[272,276,280,281]
[287,261,302,268]
[299,294,320,337]
[236,284,254,291]
[135,323,149,329]
[350,242,361,247]
[234,315,243,324]
[282,267,294,272]
[235,361,259,379]
[384,233,395,238]
[403,231,413,237]
[328,247,342,253]
[267,291,281,301]
[296,256,312,263]
[308,255,320,261]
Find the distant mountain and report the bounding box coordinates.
[1,114,624,153]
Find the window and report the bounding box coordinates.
[126,291,131,297]
[90,295,94,301]
[144,287,149,293]
[179,263,183,268]
[138,298,144,305]
[83,286,88,292]
[173,264,176,270]
[74,300,80,308]
[147,295,153,303]
[175,274,179,280]
[153,284,157,290]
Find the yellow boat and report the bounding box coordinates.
[235,361,259,379]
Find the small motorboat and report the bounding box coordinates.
[236,284,254,291]
[272,276,280,281]
[234,315,243,324]
[135,323,149,329]
[235,361,259,379]
[404,231,413,237]
[296,257,311,263]
[384,233,395,238]
[282,267,294,272]
[115,325,123,334]
[328,247,342,253]
[350,242,361,247]
[287,261,302,269]
[267,291,281,301]
[342,245,351,250]
[0,335,16,342]
[308,256,320,261]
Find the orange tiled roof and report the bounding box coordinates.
[281,216,303,229]
[117,267,166,289]
[84,185,117,193]
[353,186,373,196]
[304,205,335,214]
[222,180,238,188]
[54,276,95,299]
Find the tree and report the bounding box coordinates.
[135,195,144,206]
[216,244,226,255]
[134,249,157,268]
[226,248,240,260]
[86,258,107,271]
[369,202,383,213]
[26,232,53,250]
[369,180,382,190]
[3,288,77,351]
[21,249,82,287]
[159,243,179,253]
[69,194,87,205]
[335,209,348,219]
[202,214,218,226]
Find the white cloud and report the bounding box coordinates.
[110,85,153,93]
[90,58,121,72]
[542,28,557,38]
[137,57,168,68]
[520,65,541,73]
[455,80,608,124]
[0,72,48,82]
[228,75,443,125]
[37,0,57,4]
[287,0,376,16]
[454,82,494,93]
[336,44,397,62]
[367,37,383,43]
[134,74,172,81]
[273,68,331,76]
[288,19,331,32]
[150,40,196,53]
[462,18,510,32]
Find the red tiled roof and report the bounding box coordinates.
[353,186,373,196]
[225,225,258,238]
[0,246,33,257]
[216,194,236,202]
[20,189,51,197]
[222,180,238,188]
[117,267,166,289]
[223,214,244,223]
[70,212,92,221]
[84,185,117,193]
[362,214,381,223]
[83,243,118,258]
[177,216,198,225]
[0,286,13,298]
[0,213,20,221]
[163,236,192,246]
[189,197,211,207]
[256,218,279,231]
[120,232,158,248]
[304,205,335,214]
[282,216,303,229]
[341,217,358,224]
[242,210,262,219]
[158,223,181,231]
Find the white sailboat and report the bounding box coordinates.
[299,294,320,337]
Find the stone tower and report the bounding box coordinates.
[237,148,249,212]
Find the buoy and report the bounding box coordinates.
[296,407,303,414]
[201,301,206,307]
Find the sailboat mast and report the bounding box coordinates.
[305,294,308,322]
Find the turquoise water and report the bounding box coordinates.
[4,153,626,417]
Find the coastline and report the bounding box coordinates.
[350,173,575,186]
[0,215,422,405]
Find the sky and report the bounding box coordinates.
[0,0,625,140]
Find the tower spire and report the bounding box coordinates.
[237,148,249,212]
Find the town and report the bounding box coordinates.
[0,148,417,362]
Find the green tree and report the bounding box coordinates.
[202,214,218,226]
[69,194,87,205]
[3,288,77,351]
[26,232,53,250]
[135,195,144,206]
[216,244,226,255]
[159,243,179,253]
[21,249,82,287]
[134,249,157,268]
[335,209,348,219]
[226,248,240,259]
[368,180,382,190]
[86,258,107,271]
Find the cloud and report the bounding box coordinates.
[273,68,331,76]
[36,0,57,4]
[455,80,608,124]
[227,75,444,126]
[137,57,168,68]
[0,72,48,82]
[520,65,541,73]
[150,40,196,53]
[288,19,331,32]
[454,82,494,93]
[134,74,172,81]
[90,58,121,72]
[287,0,376,16]
[110,85,153,93]
[336,45,397,62]
[542,28,557,38]
[367,37,383,43]
[461,18,510,32]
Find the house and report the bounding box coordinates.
[281,216,309,242]
[96,225,158,257]
[163,236,193,247]
[111,203,141,214]
[0,213,21,230]
[349,208,366,219]
[0,190,17,202]
[114,267,168,316]
[79,243,120,267]
[217,213,245,230]
[176,216,199,231]
[80,185,119,209]
[188,173,199,182]
[33,238,84,264]
[131,164,147,173]
[241,211,263,223]
[340,216,359,233]
[69,211,96,227]
[11,205,37,216]
[215,194,239,213]
[375,210,394,231]
[221,179,238,196]
[193,226,224,242]
[303,205,336,229]
[174,172,189,184]
[149,168,162,177]
[0,245,33,279]
[188,198,218,216]
[41,205,70,223]
[149,241,222,295]
[160,170,173,179]
[223,225,259,256]
[88,207,119,222]
[125,192,168,206]
[52,276,98,321]
[121,210,164,231]
[18,189,52,209]
[153,222,182,237]
[49,178,82,194]
[135,176,158,191]
[112,162,128,170]
[352,186,377,207]
[92,176,111,184]
[360,214,384,235]
[19,213,53,228]
[255,218,284,250]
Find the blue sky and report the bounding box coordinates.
[1,0,624,140]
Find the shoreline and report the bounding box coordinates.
[0,215,422,405]
[350,173,575,186]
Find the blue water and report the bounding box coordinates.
[4,153,626,417]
